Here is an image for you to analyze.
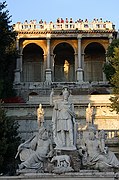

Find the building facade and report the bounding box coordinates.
[13,19,115,99]
[4,20,119,154]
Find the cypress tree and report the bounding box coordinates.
[0,1,18,99]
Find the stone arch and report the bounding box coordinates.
[51,40,76,54]
[84,42,106,82]
[83,40,107,52]
[29,92,38,96]
[90,89,110,95]
[22,43,45,82]
[22,40,46,55]
[53,42,75,82]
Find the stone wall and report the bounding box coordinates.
[3,95,119,140]
[0,172,118,180]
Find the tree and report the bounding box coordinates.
[103,39,119,113]
[103,39,119,82]
[0,101,21,175]
[0,2,21,175]
[0,1,18,99]
[109,47,119,113]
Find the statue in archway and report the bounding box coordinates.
[86,103,94,126]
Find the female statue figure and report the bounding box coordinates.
[37,104,44,127]
[86,103,94,126]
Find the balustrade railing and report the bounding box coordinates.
[13,21,114,31]
[105,130,119,139]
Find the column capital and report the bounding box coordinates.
[46,33,51,39]
[77,34,82,39]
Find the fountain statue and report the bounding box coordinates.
[50,87,76,150]
[16,88,119,174]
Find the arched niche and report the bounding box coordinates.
[22,43,44,82]
[84,42,106,82]
[53,42,75,82]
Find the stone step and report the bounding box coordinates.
[0,172,118,180]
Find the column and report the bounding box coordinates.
[14,38,22,83]
[81,51,85,68]
[82,52,85,80]
[43,54,47,82]
[77,35,83,82]
[51,53,55,81]
[74,53,78,80]
[45,34,52,82]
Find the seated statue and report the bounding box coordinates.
[16,126,53,172]
[77,126,119,171]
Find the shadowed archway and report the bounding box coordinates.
[84,42,106,82]
[22,43,44,82]
[53,42,75,82]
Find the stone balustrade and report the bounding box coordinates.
[13,20,114,31]
[105,129,119,139]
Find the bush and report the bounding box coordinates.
[0,101,21,175]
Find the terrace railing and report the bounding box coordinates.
[14,21,114,31]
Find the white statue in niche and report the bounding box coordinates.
[50,87,76,150]
[86,103,94,125]
[37,104,44,127]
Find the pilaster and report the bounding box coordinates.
[14,38,22,83]
[77,35,83,82]
[45,34,52,82]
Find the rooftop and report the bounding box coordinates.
[13,18,115,32]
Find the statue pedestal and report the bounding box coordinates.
[76,67,83,82]
[14,69,21,83]
[10,172,117,180]
[45,68,52,82]
[55,146,76,151]
[53,149,81,172]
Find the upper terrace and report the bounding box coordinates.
[13,18,115,32]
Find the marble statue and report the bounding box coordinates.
[16,87,119,174]
[51,155,71,167]
[51,154,74,173]
[37,104,44,127]
[50,87,76,149]
[86,103,94,125]
[77,125,119,171]
[17,126,53,172]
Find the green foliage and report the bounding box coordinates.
[103,39,119,113]
[0,101,21,175]
[103,62,115,82]
[109,47,119,113]
[103,39,119,82]
[110,96,119,114]
[0,1,18,99]
[107,39,119,58]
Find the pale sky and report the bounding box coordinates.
[3,0,119,30]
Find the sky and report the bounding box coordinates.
[2,0,119,30]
